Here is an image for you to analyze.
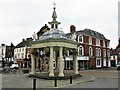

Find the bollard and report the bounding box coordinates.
[54,76,57,87]
[70,75,72,84]
[33,78,36,90]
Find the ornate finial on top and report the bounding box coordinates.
[48,2,61,30]
[52,2,57,20]
[53,2,56,10]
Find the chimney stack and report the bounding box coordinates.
[70,25,76,33]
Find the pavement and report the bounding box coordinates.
[2,70,96,88]
[56,74,95,88]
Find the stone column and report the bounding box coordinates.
[59,47,64,77]
[73,53,79,75]
[49,46,54,77]
[30,53,35,75]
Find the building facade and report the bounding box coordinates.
[110,48,117,67]
[110,38,120,67]
[0,44,6,61]
[0,43,14,68]
[65,26,110,69]
[14,38,32,68]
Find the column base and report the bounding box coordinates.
[73,71,79,75]
[59,73,64,77]
[49,73,54,77]
[29,72,35,75]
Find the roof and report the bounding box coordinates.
[110,48,117,56]
[38,29,69,41]
[66,29,109,41]
[16,37,33,48]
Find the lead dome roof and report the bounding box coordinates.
[39,29,69,40]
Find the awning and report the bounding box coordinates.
[65,56,89,61]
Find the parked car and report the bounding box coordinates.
[10,63,19,69]
[116,62,120,71]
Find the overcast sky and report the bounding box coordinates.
[0,0,119,49]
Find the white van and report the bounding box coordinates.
[10,63,19,69]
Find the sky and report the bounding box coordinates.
[0,0,119,49]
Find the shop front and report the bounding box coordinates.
[64,56,89,70]
[111,59,117,67]
[77,56,89,70]
[64,56,73,70]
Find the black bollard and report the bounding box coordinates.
[70,75,72,84]
[54,76,57,87]
[33,78,36,90]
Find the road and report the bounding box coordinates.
[63,68,119,89]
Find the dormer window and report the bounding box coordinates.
[96,39,100,46]
[107,41,110,48]
[89,37,92,45]
[103,40,105,47]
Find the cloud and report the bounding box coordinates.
[0,0,118,49]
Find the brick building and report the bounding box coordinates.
[65,25,110,69]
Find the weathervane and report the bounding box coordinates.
[53,2,56,9]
